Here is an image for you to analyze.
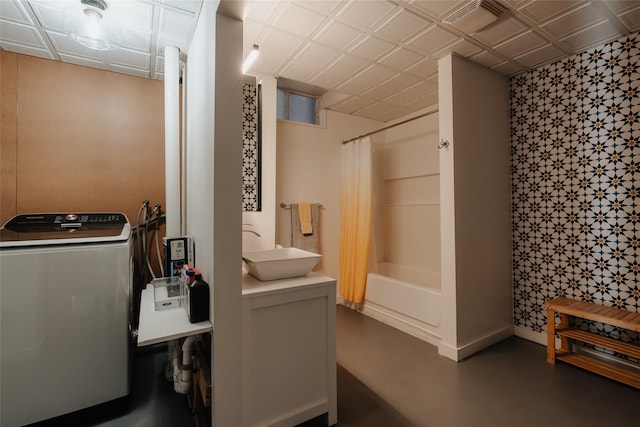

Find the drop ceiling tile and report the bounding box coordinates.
[601,0,640,15]
[405,57,438,78]
[260,28,305,58]
[156,55,164,73]
[355,101,397,121]
[619,6,640,32]
[383,81,438,105]
[0,41,53,59]
[406,25,461,56]
[337,0,397,30]
[279,61,317,83]
[245,0,284,23]
[159,6,194,41]
[272,2,327,38]
[379,48,423,71]
[243,18,266,50]
[494,30,548,58]
[293,43,341,69]
[337,64,396,95]
[355,64,396,86]
[374,9,431,43]
[491,60,528,75]
[325,54,369,77]
[58,52,104,69]
[513,43,566,67]
[329,95,376,114]
[159,0,201,14]
[409,0,467,20]
[335,76,371,95]
[110,0,154,31]
[29,2,65,32]
[469,50,505,68]
[383,106,414,121]
[518,0,585,24]
[298,1,343,16]
[110,47,150,69]
[349,35,396,61]
[542,3,608,39]
[46,30,103,60]
[404,78,438,96]
[121,28,151,53]
[383,84,424,106]
[1,0,34,25]
[310,71,348,89]
[401,91,439,111]
[361,73,420,100]
[471,17,530,47]
[108,63,150,78]
[313,20,363,51]
[0,20,47,49]
[251,54,289,76]
[433,38,484,58]
[559,19,621,51]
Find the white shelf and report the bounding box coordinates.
[383,172,439,182]
[382,201,440,207]
[137,283,213,347]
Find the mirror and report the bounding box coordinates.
[243,75,261,212]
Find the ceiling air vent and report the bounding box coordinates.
[443,0,508,34]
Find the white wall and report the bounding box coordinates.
[438,54,513,361]
[185,1,243,424]
[242,74,277,251]
[372,110,440,276]
[276,110,382,280]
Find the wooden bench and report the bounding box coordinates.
[544,297,640,389]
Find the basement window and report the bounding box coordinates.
[277,88,318,125]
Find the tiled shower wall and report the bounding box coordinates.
[511,33,639,342]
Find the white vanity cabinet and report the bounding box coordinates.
[242,273,337,427]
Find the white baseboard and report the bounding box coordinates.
[438,325,515,361]
[337,298,441,346]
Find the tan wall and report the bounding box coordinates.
[0,52,164,226]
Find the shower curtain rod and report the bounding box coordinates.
[342,108,439,144]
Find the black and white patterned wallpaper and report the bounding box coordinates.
[511,33,639,343]
[243,83,260,211]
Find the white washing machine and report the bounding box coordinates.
[0,213,132,427]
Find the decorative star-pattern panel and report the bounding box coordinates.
[243,83,260,212]
[511,33,640,348]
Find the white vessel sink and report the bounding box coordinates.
[242,247,321,281]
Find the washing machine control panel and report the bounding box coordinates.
[0,213,131,246]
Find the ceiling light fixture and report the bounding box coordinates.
[63,0,122,51]
[242,44,259,74]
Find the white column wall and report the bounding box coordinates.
[185,1,243,424]
[438,54,513,361]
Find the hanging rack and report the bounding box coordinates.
[342,108,439,144]
[280,202,323,209]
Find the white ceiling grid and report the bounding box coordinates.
[1,0,640,122]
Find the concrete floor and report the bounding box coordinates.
[29,305,639,427]
[331,304,639,427]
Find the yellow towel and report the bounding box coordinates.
[298,202,313,235]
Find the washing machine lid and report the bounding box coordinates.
[0,213,131,248]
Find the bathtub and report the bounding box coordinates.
[362,265,441,345]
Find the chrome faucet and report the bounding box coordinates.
[242,227,261,237]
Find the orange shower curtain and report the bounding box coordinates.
[339,136,372,304]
